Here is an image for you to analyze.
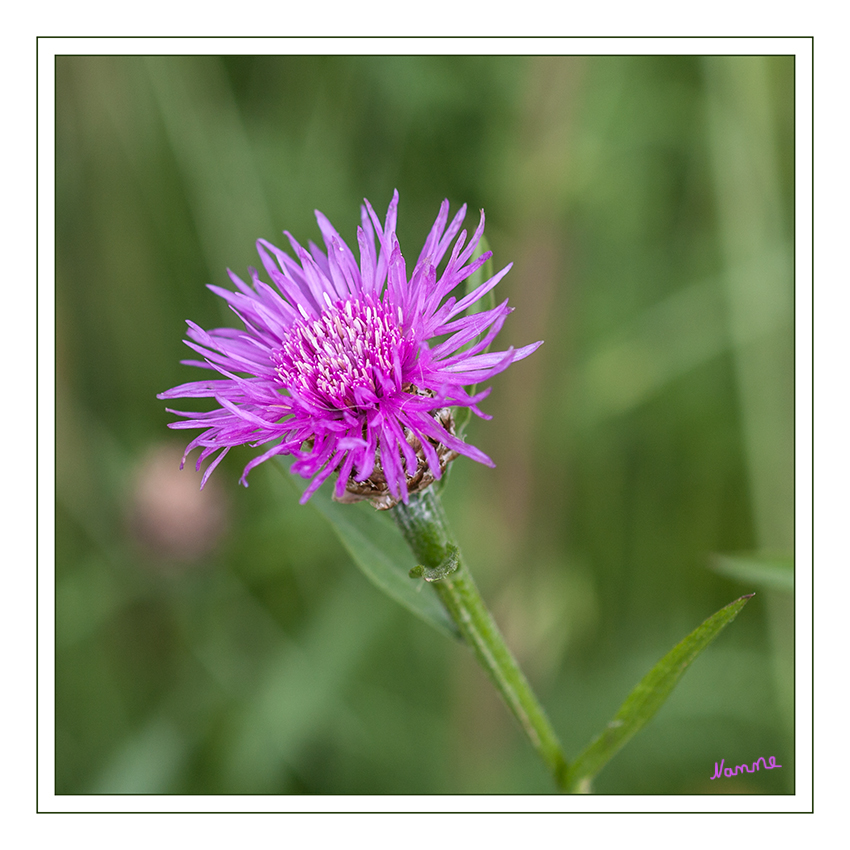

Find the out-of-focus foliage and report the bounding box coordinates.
[54,54,794,795]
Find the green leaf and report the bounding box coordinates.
[709,552,793,592]
[277,460,461,641]
[565,594,754,792]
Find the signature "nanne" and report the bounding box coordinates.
[710,756,782,779]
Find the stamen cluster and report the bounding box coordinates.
[273,294,412,418]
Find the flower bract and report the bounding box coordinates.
[159,191,542,507]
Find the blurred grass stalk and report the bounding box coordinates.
[703,56,794,736]
[143,56,276,283]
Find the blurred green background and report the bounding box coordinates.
[54,54,794,795]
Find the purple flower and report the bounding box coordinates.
[158,191,542,508]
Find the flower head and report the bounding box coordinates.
[159,191,542,508]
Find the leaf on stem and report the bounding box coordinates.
[565,593,755,792]
[277,459,461,640]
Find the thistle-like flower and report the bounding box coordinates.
[159,191,541,508]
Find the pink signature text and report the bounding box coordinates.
[710,756,782,779]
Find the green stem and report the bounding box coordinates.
[392,489,569,791]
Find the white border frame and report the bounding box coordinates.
[36,36,813,815]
